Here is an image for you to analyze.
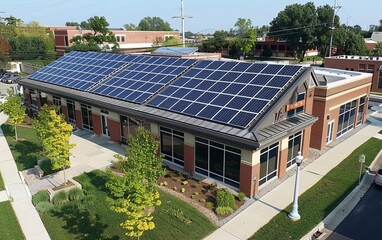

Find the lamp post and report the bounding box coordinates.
[289,151,304,221]
[359,154,365,185]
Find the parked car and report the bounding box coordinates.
[374,167,382,186]
[0,73,19,84]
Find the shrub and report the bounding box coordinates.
[191,195,196,199]
[192,183,199,188]
[237,192,246,201]
[201,189,208,194]
[216,189,237,210]
[182,181,188,185]
[216,206,234,215]
[82,194,96,206]
[199,199,206,203]
[209,182,217,190]
[52,191,68,205]
[194,192,199,196]
[205,201,214,210]
[36,202,54,213]
[160,182,164,186]
[163,181,168,186]
[32,190,49,206]
[173,187,177,191]
[82,183,97,195]
[68,188,84,201]
[180,188,185,193]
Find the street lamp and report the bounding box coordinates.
[289,151,303,221]
[359,154,365,185]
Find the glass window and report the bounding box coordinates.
[336,100,356,138]
[81,104,93,131]
[52,96,62,114]
[357,96,366,126]
[160,127,184,166]
[120,115,146,144]
[67,99,76,124]
[287,132,302,168]
[195,137,241,188]
[259,143,279,186]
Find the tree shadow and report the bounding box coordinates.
[51,203,119,240]
[13,140,43,169]
[1,124,14,137]
[85,171,110,193]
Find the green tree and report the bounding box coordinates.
[124,23,139,30]
[65,22,79,27]
[0,90,25,141]
[230,18,257,57]
[162,36,182,46]
[334,25,368,55]
[3,16,23,26]
[138,17,172,31]
[374,42,382,56]
[33,105,75,185]
[269,2,318,61]
[106,127,165,238]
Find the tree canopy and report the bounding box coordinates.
[106,127,165,238]
[230,18,257,57]
[137,17,173,31]
[0,89,25,141]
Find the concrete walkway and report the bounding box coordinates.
[0,112,50,240]
[205,120,382,240]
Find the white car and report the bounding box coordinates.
[375,167,382,186]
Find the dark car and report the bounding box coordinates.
[0,73,19,84]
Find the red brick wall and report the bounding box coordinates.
[61,105,68,122]
[183,145,195,174]
[108,118,120,142]
[240,162,258,197]
[75,110,82,129]
[92,114,101,136]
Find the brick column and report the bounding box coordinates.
[278,138,289,178]
[239,149,259,197]
[75,110,82,129]
[92,113,101,136]
[183,133,195,174]
[108,118,121,143]
[61,105,69,122]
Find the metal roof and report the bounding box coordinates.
[151,47,198,56]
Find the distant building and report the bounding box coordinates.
[50,26,180,56]
[324,55,382,93]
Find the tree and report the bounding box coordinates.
[67,16,118,52]
[3,16,23,26]
[65,22,79,27]
[374,42,382,56]
[124,23,139,30]
[260,45,273,58]
[1,89,25,141]
[333,25,368,55]
[138,17,172,31]
[269,3,318,61]
[230,18,257,57]
[106,127,165,238]
[33,105,75,185]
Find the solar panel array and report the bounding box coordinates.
[29,51,304,129]
[29,51,136,90]
[89,56,196,103]
[147,61,303,128]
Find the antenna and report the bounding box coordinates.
[172,0,192,47]
[328,0,341,57]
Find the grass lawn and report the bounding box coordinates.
[250,137,382,240]
[0,201,25,240]
[1,124,49,172]
[22,59,53,67]
[40,170,216,240]
[0,172,4,190]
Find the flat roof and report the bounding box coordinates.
[313,67,372,86]
[326,55,382,61]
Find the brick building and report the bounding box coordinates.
[51,27,180,56]
[324,55,382,93]
[17,51,370,197]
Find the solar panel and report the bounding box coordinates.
[148,61,303,128]
[89,56,197,103]
[151,47,198,57]
[29,51,135,90]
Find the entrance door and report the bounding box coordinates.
[326,121,334,144]
[101,113,109,137]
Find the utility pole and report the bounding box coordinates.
[328,0,341,57]
[172,0,192,47]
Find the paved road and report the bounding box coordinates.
[326,184,382,240]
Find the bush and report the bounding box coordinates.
[205,202,214,210]
[52,191,68,205]
[180,188,185,193]
[215,206,234,215]
[192,183,199,188]
[237,192,246,201]
[32,190,49,206]
[182,181,188,185]
[199,199,206,203]
[82,194,96,206]
[36,202,54,213]
[82,183,97,195]
[163,181,168,186]
[216,189,237,210]
[68,188,84,201]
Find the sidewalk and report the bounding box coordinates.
[205,120,382,240]
[0,112,50,240]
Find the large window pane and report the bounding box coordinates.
[225,151,240,182]
[160,127,184,166]
[173,135,184,161]
[195,142,208,170]
[161,132,172,161]
[210,146,224,176]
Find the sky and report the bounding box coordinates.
[1,0,381,34]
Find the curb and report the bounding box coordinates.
[301,149,382,240]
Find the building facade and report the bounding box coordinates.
[324,55,382,93]
[18,51,370,197]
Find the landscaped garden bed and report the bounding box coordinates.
[36,170,216,240]
[157,167,246,221]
